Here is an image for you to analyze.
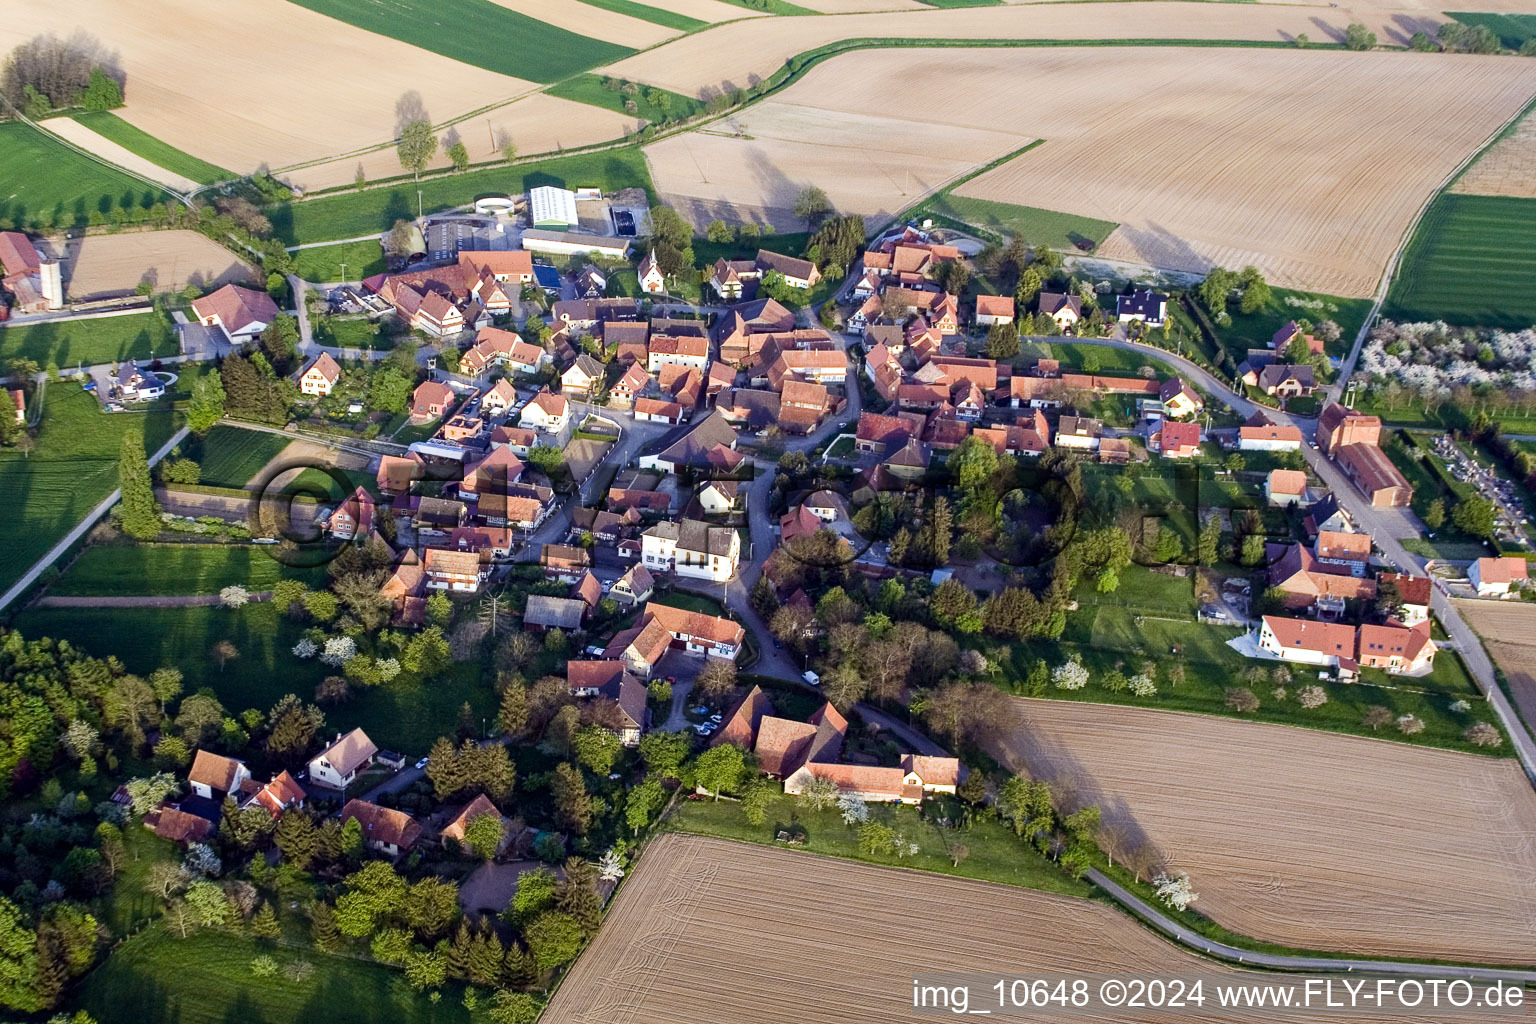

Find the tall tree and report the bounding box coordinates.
[792,186,833,228]
[186,373,225,434]
[397,119,438,181]
[117,427,159,540]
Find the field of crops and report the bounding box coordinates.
[0,310,175,368]
[0,388,180,595]
[271,148,654,245]
[192,425,295,488]
[577,0,706,31]
[1383,193,1536,327]
[0,122,167,231]
[286,0,634,82]
[50,543,327,596]
[1448,10,1536,46]
[69,112,232,185]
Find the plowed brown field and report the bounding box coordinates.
[984,699,1536,964]
[64,231,257,301]
[1453,115,1536,199]
[544,833,1509,1024]
[1456,600,1536,726]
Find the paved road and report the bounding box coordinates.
[1059,336,1536,781]
[1088,868,1536,983]
[357,765,424,804]
[0,425,189,613]
[854,704,948,755]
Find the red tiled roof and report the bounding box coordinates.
[1268,469,1308,495]
[340,799,422,850]
[1476,556,1529,585]
[644,601,744,647]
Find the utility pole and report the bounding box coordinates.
[417,189,424,220]
[339,263,347,287]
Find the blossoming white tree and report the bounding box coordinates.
[1052,657,1089,691]
[1152,872,1198,911]
[219,585,249,609]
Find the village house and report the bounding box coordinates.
[1266,543,1376,618]
[1357,622,1437,675]
[1055,415,1103,451]
[191,283,279,342]
[973,294,1015,328]
[524,594,587,631]
[637,410,739,474]
[324,486,376,541]
[518,389,570,434]
[709,258,759,301]
[1317,404,1382,455]
[1470,557,1529,597]
[900,755,967,795]
[641,517,740,582]
[1158,377,1203,419]
[376,453,423,495]
[460,326,528,376]
[308,728,378,791]
[115,361,165,401]
[1315,529,1371,577]
[604,602,744,678]
[1037,292,1082,332]
[1151,420,1201,459]
[480,378,518,417]
[363,252,531,338]
[299,352,341,397]
[424,546,488,592]
[411,495,469,535]
[561,354,605,398]
[1266,468,1308,507]
[1238,421,1303,452]
[1272,320,1324,356]
[611,364,652,407]
[1305,494,1352,537]
[1249,363,1317,399]
[441,795,510,852]
[340,799,422,857]
[566,661,648,745]
[187,750,251,802]
[610,563,656,606]
[244,771,306,818]
[647,335,710,374]
[1377,572,1432,626]
[1258,615,1358,674]
[757,249,822,290]
[541,543,593,580]
[1116,289,1168,327]
[410,380,454,424]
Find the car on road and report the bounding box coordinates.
[414,757,429,770]
[803,670,821,686]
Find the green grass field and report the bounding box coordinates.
[67,112,233,185]
[73,929,470,1024]
[192,425,295,489]
[1383,193,1536,328]
[12,601,492,752]
[546,75,704,125]
[1447,11,1536,46]
[923,193,1118,251]
[668,794,1092,898]
[50,544,327,596]
[291,239,388,283]
[577,0,705,30]
[1216,287,1373,362]
[712,0,818,13]
[0,310,175,368]
[0,122,169,231]
[286,0,633,82]
[272,148,654,245]
[0,387,180,595]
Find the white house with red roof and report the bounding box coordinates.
[191,284,279,342]
[1470,556,1529,597]
[299,352,342,396]
[518,389,569,434]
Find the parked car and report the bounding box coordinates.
[709,713,722,724]
[415,757,430,770]
[694,723,714,736]
[802,670,821,686]
[585,645,605,656]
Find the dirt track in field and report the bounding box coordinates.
[543,833,1511,1024]
[983,698,1536,965]
[64,231,257,302]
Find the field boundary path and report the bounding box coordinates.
[32,592,272,609]
[1088,868,1536,983]
[0,425,190,614]
[1050,336,1536,781]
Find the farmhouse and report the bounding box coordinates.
[1335,442,1413,507]
[299,352,341,396]
[0,231,61,312]
[339,799,422,857]
[641,518,740,583]
[1239,422,1303,452]
[191,284,279,342]
[605,602,744,678]
[424,546,486,593]
[1470,557,1529,597]
[637,410,738,473]
[307,728,378,791]
[363,252,531,337]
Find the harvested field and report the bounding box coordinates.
[282,94,638,192]
[950,48,1536,296]
[0,0,538,176]
[65,231,257,302]
[647,98,1030,229]
[984,698,1536,964]
[546,833,1501,1024]
[1453,112,1536,198]
[597,4,1446,98]
[39,117,198,193]
[1456,599,1536,727]
[483,0,681,49]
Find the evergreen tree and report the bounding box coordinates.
[467,923,504,986]
[117,427,160,540]
[555,858,603,936]
[496,680,528,736]
[310,903,340,952]
[251,903,281,940]
[186,373,225,434]
[503,942,537,990]
[425,736,465,800]
[274,811,318,869]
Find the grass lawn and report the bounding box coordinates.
[0,121,168,231]
[576,0,706,31]
[291,239,387,283]
[0,387,180,595]
[190,425,295,489]
[1215,287,1373,363]
[1383,193,1536,329]
[1447,11,1536,45]
[667,794,1093,898]
[285,0,632,82]
[0,310,176,368]
[1350,393,1536,435]
[922,193,1117,252]
[73,928,469,1024]
[1025,340,1155,375]
[272,148,654,246]
[50,543,328,596]
[546,75,704,124]
[825,435,855,459]
[316,316,389,350]
[67,112,233,185]
[11,601,492,752]
[694,232,810,267]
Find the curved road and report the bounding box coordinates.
[1057,336,1536,782]
[1088,868,1536,983]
